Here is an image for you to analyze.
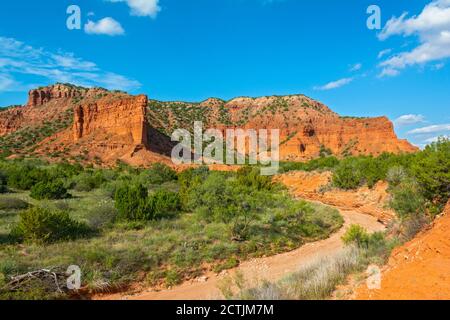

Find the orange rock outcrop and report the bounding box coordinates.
[167,95,418,161]
[27,83,86,107]
[1,84,418,166]
[356,200,450,300]
[73,94,149,146]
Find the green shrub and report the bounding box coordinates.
[114,184,150,221]
[341,225,370,248]
[71,171,106,192]
[236,166,273,191]
[188,172,241,223]
[10,207,89,244]
[30,180,70,200]
[332,158,363,190]
[114,183,182,221]
[148,190,181,219]
[146,163,178,185]
[7,166,48,190]
[389,180,425,220]
[178,166,209,208]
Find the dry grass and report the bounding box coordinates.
[223,246,361,300]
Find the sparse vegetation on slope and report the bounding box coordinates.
[0,109,74,158]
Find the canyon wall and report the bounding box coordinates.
[73,94,149,146]
[27,83,87,107]
[1,84,418,165]
[164,95,418,161]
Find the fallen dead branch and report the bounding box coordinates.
[1,267,69,294]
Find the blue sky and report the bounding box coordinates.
[0,0,449,147]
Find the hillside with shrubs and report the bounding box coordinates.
[0,161,343,299]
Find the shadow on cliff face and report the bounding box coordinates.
[146,126,178,157]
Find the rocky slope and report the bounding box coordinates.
[148,95,417,161]
[0,83,417,165]
[276,171,395,224]
[356,200,450,300]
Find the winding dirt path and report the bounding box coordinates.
[98,203,385,300]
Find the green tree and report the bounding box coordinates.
[411,138,450,206]
[114,183,150,221]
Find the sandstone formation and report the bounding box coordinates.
[27,83,87,107]
[0,83,418,166]
[219,96,418,160]
[149,95,418,161]
[73,94,149,145]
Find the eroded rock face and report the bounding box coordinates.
[195,95,418,160]
[72,94,149,146]
[27,83,87,107]
[0,108,24,136]
[1,84,418,165]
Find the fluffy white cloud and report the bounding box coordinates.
[408,123,450,134]
[85,17,125,36]
[107,0,161,18]
[394,114,426,126]
[0,36,140,92]
[378,0,450,76]
[314,77,354,91]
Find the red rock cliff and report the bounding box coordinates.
[171,95,419,160]
[73,94,149,146]
[27,83,87,107]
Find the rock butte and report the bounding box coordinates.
[0,83,418,166]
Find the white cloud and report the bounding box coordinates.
[424,135,449,143]
[85,17,125,36]
[349,63,362,72]
[106,0,161,18]
[378,68,399,77]
[0,73,19,92]
[378,0,450,77]
[408,123,450,134]
[394,114,426,126]
[314,77,354,91]
[377,48,392,59]
[0,36,140,92]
